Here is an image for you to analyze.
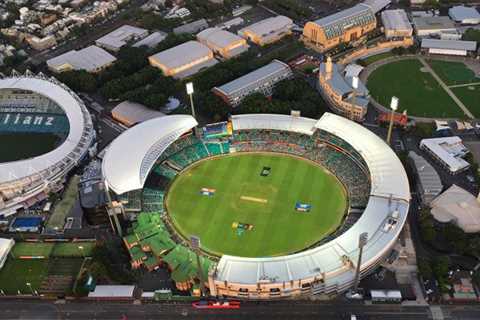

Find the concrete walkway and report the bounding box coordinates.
[448,81,480,88]
[430,306,444,320]
[418,57,475,119]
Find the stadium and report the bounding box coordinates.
[0,73,95,218]
[104,113,410,299]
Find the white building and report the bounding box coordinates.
[421,38,477,56]
[408,151,443,205]
[111,101,165,127]
[449,6,480,25]
[148,41,218,79]
[196,27,249,59]
[0,238,14,269]
[238,16,293,46]
[431,185,480,233]
[381,9,413,39]
[47,45,117,73]
[96,25,148,52]
[413,16,456,37]
[420,136,470,174]
[133,31,167,49]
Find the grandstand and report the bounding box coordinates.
[104,113,410,299]
[0,73,95,218]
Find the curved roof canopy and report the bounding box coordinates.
[0,76,88,184]
[102,115,197,195]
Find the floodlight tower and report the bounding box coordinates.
[350,76,359,121]
[186,82,196,120]
[191,235,206,297]
[386,96,399,145]
[352,232,368,294]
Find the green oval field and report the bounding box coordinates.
[166,153,347,258]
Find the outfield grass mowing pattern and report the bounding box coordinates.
[11,242,95,258]
[0,259,48,294]
[166,153,347,258]
[452,86,480,118]
[361,52,395,66]
[427,60,479,86]
[367,59,464,118]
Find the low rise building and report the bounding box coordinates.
[197,27,249,59]
[212,59,292,107]
[0,237,14,269]
[420,136,470,174]
[317,57,369,122]
[303,4,376,52]
[381,9,413,39]
[431,185,480,233]
[408,151,443,205]
[413,16,456,37]
[47,45,117,73]
[148,40,218,79]
[173,19,208,35]
[238,16,293,46]
[96,25,148,52]
[363,0,391,14]
[421,38,477,56]
[133,31,167,48]
[111,101,165,127]
[25,34,56,50]
[449,6,480,25]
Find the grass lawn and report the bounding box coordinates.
[0,259,48,294]
[166,153,347,258]
[452,85,480,118]
[427,60,479,86]
[11,241,95,258]
[367,58,464,118]
[360,52,395,65]
[46,175,80,231]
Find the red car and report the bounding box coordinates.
[192,300,241,309]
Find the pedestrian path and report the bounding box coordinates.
[418,57,474,119]
[448,81,480,88]
[430,305,444,320]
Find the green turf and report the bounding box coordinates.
[452,85,480,118]
[0,133,62,163]
[361,52,395,65]
[367,58,464,118]
[0,259,48,294]
[11,242,95,258]
[46,175,80,230]
[427,60,479,86]
[166,153,347,258]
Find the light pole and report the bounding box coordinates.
[350,76,359,121]
[190,235,205,297]
[386,96,398,145]
[26,282,34,296]
[352,232,368,294]
[186,82,196,120]
[78,246,84,259]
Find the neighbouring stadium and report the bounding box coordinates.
[0,73,95,218]
[103,113,410,299]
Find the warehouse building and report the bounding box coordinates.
[133,31,167,48]
[431,185,480,233]
[0,238,14,269]
[408,151,443,205]
[421,38,477,56]
[303,4,376,52]
[173,19,208,35]
[47,45,117,73]
[238,16,293,46]
[197,28,249,59]
[412,16,456,37]
[212,60,292,107]
[449,6,480,25]
[317,57,369,122]
[148,41,218,79]
[381,9,413,39]
[363,0,391,14]
[112,101,165,127]
[96,25,148,52]
[420,136,470,174]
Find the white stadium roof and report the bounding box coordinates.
[231,114,317,136]
[0,76,91,184]
[102,115,197,194]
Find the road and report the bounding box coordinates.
[0,300,433,320]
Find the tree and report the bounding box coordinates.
[418,258,433,279]
[57,70,97,93]
[238,93,271,114]
[202,93,230,121]
[463,28,480,42]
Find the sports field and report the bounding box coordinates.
[166,153,347,258]
[11,241,95,258]
[367,59,463,118]
[0,133,62,163]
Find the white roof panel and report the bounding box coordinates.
[381,9,412,32]
[102,115,197,194]
[197,28,244,49]
[88,285,135,298]
[47,45,117,72]
[239,16,292,37]
[449,6,480,22]
[421,38,477,51]
[149,41,213,70]
[231,114,317,136]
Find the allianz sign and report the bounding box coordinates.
[0,112,69,133]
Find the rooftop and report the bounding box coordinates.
[381,9,412,32]
[149,41,214,71]
[449,6,480,22]
[421,38,477,51]
[112,101,165,126]
[408,151,443,196]
[238,15,292,37]
[197,27,245,49]
[133,31,167,48]
[96,25,148,50]
[413,16,456,31]
[420,136,470,173]
[47,45,117,72]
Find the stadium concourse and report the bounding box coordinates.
[102,113,410,299]
[0,73,95,218]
